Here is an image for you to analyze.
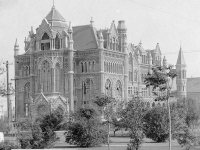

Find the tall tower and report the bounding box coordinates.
[14,39,19,56]
[117,20,128,102]
[176,46,187,101]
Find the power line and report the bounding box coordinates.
[163,51,200,55]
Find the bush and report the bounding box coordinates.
[0,141,20,150]
[143,106,169,142]
[65,107,107,147]
[18,108,64,149]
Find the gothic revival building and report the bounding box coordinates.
[14,6,187,120]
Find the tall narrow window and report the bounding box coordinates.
[41,33,50,50]
[40,60,51,92]
[55,35,60,49]
[55,63,60,92]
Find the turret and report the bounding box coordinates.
[163,56,167,68]
[68,22,73,50]
[148,52,153,74]
[176,46,187,101]
[98,30,104,49]
[14,39,19,56]
[117,20,127,53]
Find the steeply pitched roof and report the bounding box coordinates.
[46,6,66,22]
[45,6,67,28]
[187,77,200,93]
[73,25,98,50]
[176,47,186,65]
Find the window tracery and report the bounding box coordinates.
[105,79,112,97]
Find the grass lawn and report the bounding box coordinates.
[54,137,200,150]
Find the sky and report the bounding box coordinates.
[0,0,200,81]
[0,0,200,111]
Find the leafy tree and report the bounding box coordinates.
[119,97,145,150]
[93,95,117,149]
[65,107,107,147]
[171,101,199,149]
[17,108,64,148]
[143,106,169,142]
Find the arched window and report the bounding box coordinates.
[55,63,61,92]
[82,79,94,104]
[81,62,84,72]
[40,60,52,92]
[42,33,49,40]
[116,80,122,100]
[85,62,87,72]
[24,82,30,116]
[105,79,112,97]
[134,70,138,81]
[92,61,95,72]
[41,33,50,50]
[152,102,155,107]
[55,35,60,49]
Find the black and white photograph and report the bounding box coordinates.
[0,0,200,149]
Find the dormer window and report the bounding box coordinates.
[41,33,50,50]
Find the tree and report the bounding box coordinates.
[143,106,169,142]
[93,95,117,150]
[144,65,176,149]
[65,107,107,147]
[17,108,64,148]
[171,101,199,150]
[119,97,145,150]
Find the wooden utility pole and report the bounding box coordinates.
[5,61,12,124]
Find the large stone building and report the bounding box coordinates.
[14,5,187,120]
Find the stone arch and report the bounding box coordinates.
[82,78,94,104]
[115,80,122,101]
[105,79,112,97]
[42,32,50,40]
[41,32,50,50]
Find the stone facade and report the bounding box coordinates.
[14,6,187,120]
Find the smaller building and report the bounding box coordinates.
[187,77,200,113]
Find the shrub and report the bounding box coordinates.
[0,141,20,150]
[65,107,107,147]
[143,106,169,142]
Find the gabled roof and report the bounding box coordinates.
[73,25,98,50]
[187,77,200,93]
[176,46,186,65]
[109,21,118,37]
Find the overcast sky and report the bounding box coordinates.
[1,0,200,80]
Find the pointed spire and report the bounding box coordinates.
[68,21,73,34]
[14,38,19,47]
[52,0,55,9]
[14,38,19,56]
[176,46,186,65]
[98,30,104,49]
[90,17,94,26]
[163,56,167,67]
